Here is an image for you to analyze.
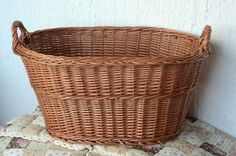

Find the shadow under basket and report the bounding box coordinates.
[12,21,211,147]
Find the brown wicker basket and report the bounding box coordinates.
[12,21,211,147]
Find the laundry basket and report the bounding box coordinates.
[12,21,211,147]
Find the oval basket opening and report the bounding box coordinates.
[26,27,200,58]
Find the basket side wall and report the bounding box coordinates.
[37,91,192,146]
[22,60,203,98]
[20,58,203,146]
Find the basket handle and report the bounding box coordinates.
[199,25,212,54]
[12,20,30,53]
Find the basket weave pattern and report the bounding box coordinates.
[12,21,211,147]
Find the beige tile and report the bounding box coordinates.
[193,121,216,134]
[45,150,72,156]
[165,139,197,155]
[154,147,186,156]
[178,131,204,146]
[180,122,213,143]
[38,129,53,142]
[93,145,149,156]
[50,144,75,151]
[86,152,104,156]
[190,148,213,156]
[31,116,45,128]
[21,124,44,136]
[71,149,89,156]
[3,149,25,156]
[26,140,52,150]
[23,149,47,156]
[6,115,37,132]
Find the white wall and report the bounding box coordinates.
[0,0,236,137]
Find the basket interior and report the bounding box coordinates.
[26,27,200,58]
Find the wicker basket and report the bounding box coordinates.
[12,21,211,147]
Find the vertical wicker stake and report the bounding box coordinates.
[12,21,211,147]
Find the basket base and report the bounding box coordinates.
[46,128,182,147]
[39,92,192,147]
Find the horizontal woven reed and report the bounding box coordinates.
[12,21,211,147]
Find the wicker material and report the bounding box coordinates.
[12,21,211,147]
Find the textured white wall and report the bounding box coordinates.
[0,0,236,137]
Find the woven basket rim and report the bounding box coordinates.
[13,22,211,65]
[30,26,200,37]
[16,46,210,65]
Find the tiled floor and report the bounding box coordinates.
[0,109,236,156]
